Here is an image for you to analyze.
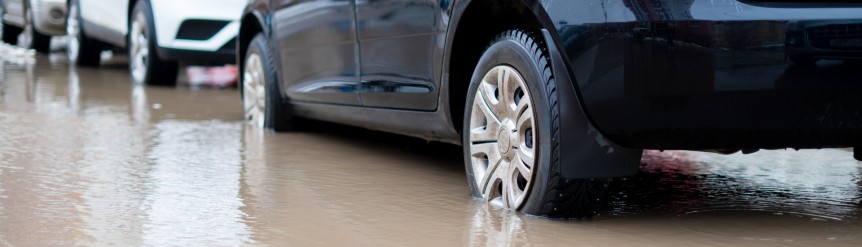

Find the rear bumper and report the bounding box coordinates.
[32,0,66,36]
[586,86,862,150]
[550,8,862,150]
[575,37,862,150]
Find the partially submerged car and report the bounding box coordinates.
[0,0,66,52]
[67,0,244,85]
[237,0,862,218]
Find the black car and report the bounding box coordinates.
[236,0,862,218]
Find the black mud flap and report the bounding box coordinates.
[541,29,643,179]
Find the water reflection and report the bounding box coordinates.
[612,150,862,218]
[0,55,247,245]
[131,84,149,123]
[142,120,249,246]
[468,203,531,247]
[0,58,151,245]
[234,123,862,246]
[0,61,36,108]
[786,20,862,66]
[68,63,80,111]
[1,53,862,246]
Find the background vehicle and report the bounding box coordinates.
[67,0,243,85]
[0,0,66,52]
[786,20,862,65]
[238,0,862,218]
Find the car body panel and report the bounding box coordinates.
[272,0,362,106]
[76,0,241,63]
[1,0,26,27]
[354,0,448,111]
[79,0,126,41]
[1,0,66,35]
[242,0,862,179]
[540,0,862,150]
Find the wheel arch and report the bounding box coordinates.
[444,0,555,136]
[127,0,139,22]
[238,10,267,91]
[444,0,644,179]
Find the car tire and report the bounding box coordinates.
[66,0,101,66]
[243,33,296,131]
[854,147,862,161]
[23,7,50,53]
[1,5,23,45]
[463,29,608,218]
[128,0,177,85]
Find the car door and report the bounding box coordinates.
[272,0,361,106]
[77,0,128,46]
[354,0,446,110]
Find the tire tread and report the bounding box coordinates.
[69,0,101,66]
[130,1,178,85]
[491,29,608,219]
[247,34,297,131]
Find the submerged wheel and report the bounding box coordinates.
[1,4,23,45]
[22,7,50,53]
[467,64,538,210]
[463,29,608,218]
[67,0,101,66]
[128,0,177,85]
[243,33,295,131]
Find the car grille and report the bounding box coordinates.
[218,39,236,53]
[808,23,862,50]
[176,20,229,41]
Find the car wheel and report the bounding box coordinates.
[1,4,23,45]
[128,0,177,85]
[463,29,608,218]
[22,7,50,53]
[243,33,295,131]
[66,0,101,66]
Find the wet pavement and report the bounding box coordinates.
[1,54,861,246]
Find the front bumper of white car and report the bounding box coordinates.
[150,0,243,64]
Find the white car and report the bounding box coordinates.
[67,0,243,85]
[0,0,67,52]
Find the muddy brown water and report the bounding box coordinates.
[0,55,861,246]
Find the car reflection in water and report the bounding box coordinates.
[786,20,862,66]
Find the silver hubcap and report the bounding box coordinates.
[129,12,148,83]
[243,53,267,128]
[66,5,80,61]
[469,65,537,210]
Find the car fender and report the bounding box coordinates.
[443,0,642,178]
[540,29,643,179]
[237,0,273,98]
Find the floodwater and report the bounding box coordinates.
[1,54,861,247]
